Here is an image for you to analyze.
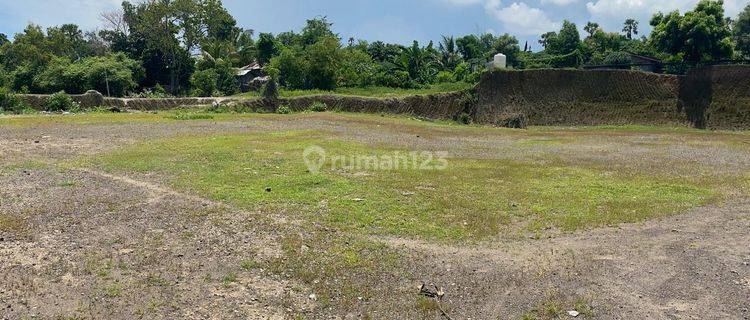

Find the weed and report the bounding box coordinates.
[104,283,123,297]
[277,105,292,114]
[222,272,238,287]
[166,113,214,120]
[457,112,472,125]
[308,102,327,112]
[240,260,262,271]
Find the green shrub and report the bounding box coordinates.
[457,112,472,125]
[0,87,27,113]
[373,70,414,88]
[190,69,219,97]
[436,71,455,83]
[277,105,292,114]
[262,67,281,100]
[45,91,79,112]
[308,102,327,112]
[33,53,143,97]
[497,113,527,129]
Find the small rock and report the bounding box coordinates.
[308,293,317,301]
[34,141,40,144]
[567,310,580,317]
[265,187,272,192]
[352,198,364,202]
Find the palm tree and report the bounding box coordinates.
[584,22,600,38]
[388,41,437,83]
[622,19,639,39]
[437,35,462,71]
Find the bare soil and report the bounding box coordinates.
[1,113,749,319]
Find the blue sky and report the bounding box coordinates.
[1,0,748,49]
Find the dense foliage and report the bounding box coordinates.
[0,0,747,98]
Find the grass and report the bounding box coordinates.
[237,82,474,98]
[165,113,215,120]
[0,213,26,235]
[84,129,717,241]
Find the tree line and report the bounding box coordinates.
[0,0,749,98]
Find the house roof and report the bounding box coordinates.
[236,62,263,76]
[625,51,662,63]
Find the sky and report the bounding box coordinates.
[1,0,748,50]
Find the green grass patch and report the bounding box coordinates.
[165,113,215,121]
[84,130,715,241]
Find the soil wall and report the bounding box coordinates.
[16,66,750,130]
[474,69,686,126]
[680,65,750,130]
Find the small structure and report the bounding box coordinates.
[486,53,507,70]
[236,62,268,92]
[626,52,663,73]
[584,52,663,73]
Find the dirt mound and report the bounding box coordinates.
[475,69,686,126]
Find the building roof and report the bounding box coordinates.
[236,62,263,76]
[625,51,662,63]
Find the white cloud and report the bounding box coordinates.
[441,0,485,5]
[484,0,561,35]
[542,0,579,6]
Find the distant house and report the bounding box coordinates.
[584,52,664,73]
[627,52,663,73]
[236,62,268,92]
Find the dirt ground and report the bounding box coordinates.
[1,112,749,319]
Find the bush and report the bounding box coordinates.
[457,112,472,125]
[0,88,27,113]
[436,71,455,83]
[373,70,414,88]
[34,53,143,97]
[45,91,79,112]
[453,62,471,82]
[191,69,219,97]
[277,105,292,114]
[463,70,485,84]
[215,60,240,96]
[262,67,281,100]
[497,113,527,129]
[308,102,327,112]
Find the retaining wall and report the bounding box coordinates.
[474,69,686,126]
[16,66,750,130]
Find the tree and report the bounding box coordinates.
[301,17,337,46]
[490,33,521,67]
[544,20,581,55]
[270,48,307,89]
[734,4,750,57]
[437,35,462,71]
[584,22,600,38]
[116,0,237,93]
[46,24,89,59]
[622,19,639,39]
[391,41,437,84]
[304,36,341,90]
[649,0,733,63]
[256,33,278,65]
[338,48,377,87]
[456,35,482,61]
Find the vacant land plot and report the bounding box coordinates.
[1,111,749,319]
